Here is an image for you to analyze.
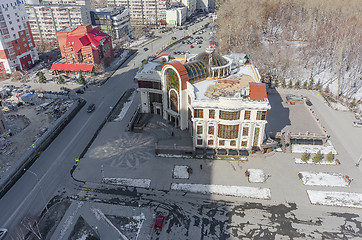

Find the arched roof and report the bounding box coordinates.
[162,61,189,90]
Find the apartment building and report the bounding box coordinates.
[108,0,169,26]
[90,7,131,39]
[137,49,271,154]
[0,0,39,74]
[25,0,91,43]
[51,24,113,76]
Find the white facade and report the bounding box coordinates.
[25,0,91,43]
[166,6,187,26]
[137,50,271,153]
[108,0,168,26]
[0,0,39,74]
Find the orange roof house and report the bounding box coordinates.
[51,24,114,76]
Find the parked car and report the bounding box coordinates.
[352,121,362,127]
[190,45,194,48]
[76,89,84,94]
[0,229,7,240]
[87,103,95,113]
[154,214,165,230]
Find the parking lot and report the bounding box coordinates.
[168,28,214,57]
[266,88,325,135]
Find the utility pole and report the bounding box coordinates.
[24,169,49,213]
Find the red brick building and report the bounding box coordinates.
[51,24,113,77]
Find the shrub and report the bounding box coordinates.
[281,79,286,88]
[312,150,323,163]
[294,80,301,89]
[38,71,47,83]
[301,152,309,162]
[326,152,334,162]
[288,79,293,88]
[58,75,65,84]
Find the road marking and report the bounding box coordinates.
[4,100,107,227]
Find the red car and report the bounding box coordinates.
[154,214,166,230]
[190,45,194,48]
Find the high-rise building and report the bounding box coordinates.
[90,7,131,39]
[0,0,39,74]
[25,0,91,44]
[108,0,169,26]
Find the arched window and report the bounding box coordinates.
[169,89,179,113]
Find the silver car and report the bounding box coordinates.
[352,121,362,127]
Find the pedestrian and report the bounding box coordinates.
[200,164,203,169]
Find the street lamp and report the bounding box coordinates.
[24,168,49,213]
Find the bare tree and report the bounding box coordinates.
[20,215,42,240]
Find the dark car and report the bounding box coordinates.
[154,214,165,231]
[171,36,177,40]
[143,47,149,51]
[87,104,95,113]
[76,89,84,94]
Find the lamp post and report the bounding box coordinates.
[24,169,49,213]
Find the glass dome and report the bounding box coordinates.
[194,51,228,68]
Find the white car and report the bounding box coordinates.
[352,121,362,127]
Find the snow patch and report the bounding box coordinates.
[103,177,151,188]
[113,91,135,122]
[300,171,350,187]
[157,154,193,158]
[307,190,362,208]
[248,169,266,183]
[171,183,271,199]
[295,158,339,165]
[292,140,337,154]
[173,165,190,179]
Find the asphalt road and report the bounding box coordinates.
[0,15,211,235]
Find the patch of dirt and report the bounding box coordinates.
[0,99,74,179]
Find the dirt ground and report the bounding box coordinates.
[0,104,59,179]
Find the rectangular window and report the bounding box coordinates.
[256,111,267,120]
[209,109,215,119]
[219,110,240,120]
[208,126,214,135]
[230,140,236,146]
[197,139,203,145]
[194,109,203,118]
[241,141,247,147]
[219,140,225,146]
[218,124,239,139]
[208,140,214,145]
[244,111,251,120]
[197,125,203,134]
[242,127,249,136]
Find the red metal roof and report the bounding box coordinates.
[65,28,110,52]
[51,63,94,72]
[249,82,267,101]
